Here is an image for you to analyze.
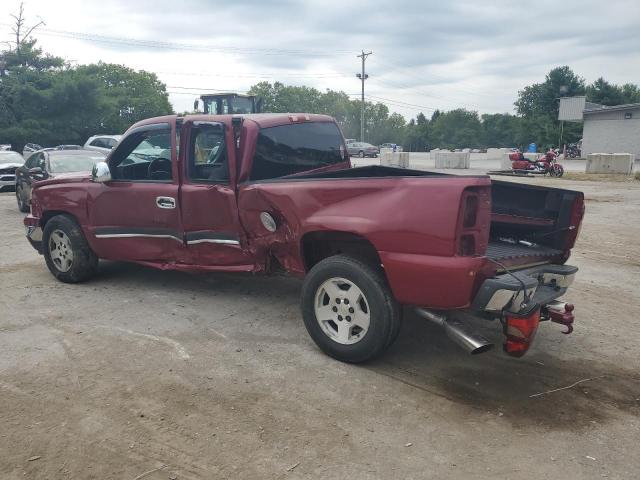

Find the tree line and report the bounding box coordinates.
[250,66,640,151]
[1,8,638,152]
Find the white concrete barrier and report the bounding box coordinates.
[381,151,410,168]
[406,152,431,170]
[585,153,634,174]
[501,152,538,170]
[487,148,511,161]
[434,152,470,169]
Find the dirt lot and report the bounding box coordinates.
[1,176,639,480]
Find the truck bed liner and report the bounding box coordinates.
[487,240,562,261]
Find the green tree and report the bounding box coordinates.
[430,109,482,149]
[247,81,407,145]
[74,62,172,133]
[0,47,172,149]
[586,77,640,105]
[481,113,521,148]
[514,66,586,147]
[403,112,430,151]
[515,66,586,118]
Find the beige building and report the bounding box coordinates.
[581,103,640,160]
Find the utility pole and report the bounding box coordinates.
[356,50,372,142]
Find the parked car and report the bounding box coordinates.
[22,143,43,158]
[379,143,403,151]
[24,113,584,363]
[54,144,84,151]
[84,135,122,154]
[347,142,379,158]
[0,151,25,192]
[15,148,106,212]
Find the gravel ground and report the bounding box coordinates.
[0,175,639,480]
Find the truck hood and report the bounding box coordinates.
[0,162,24,170]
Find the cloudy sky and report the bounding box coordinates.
[2,0,639,119]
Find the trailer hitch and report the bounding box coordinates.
[543,301,575,334]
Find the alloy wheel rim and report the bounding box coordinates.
[314,277,370,345]
[48,229,74,272]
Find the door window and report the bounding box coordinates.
[109,125,172,181]
[250,122,347,181]
[188,123,228,182]
[90,138,108,148]
[104,138,118,149]
[26,152,45,170]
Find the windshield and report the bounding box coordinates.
[251,122,346,180]
[230,97,254,114]
[48,154,105,173]
[0,151,24,164]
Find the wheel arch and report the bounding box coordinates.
[40,210,81,229]
[301,230,383,273]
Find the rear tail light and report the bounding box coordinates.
[503,308,540,357]
[565,194,585,249]
[459,235,476,256]
[463,195,478,228]
[456,188,489,256]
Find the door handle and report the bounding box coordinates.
[156,196,176,209]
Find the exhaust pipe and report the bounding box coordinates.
[414,308,494,355]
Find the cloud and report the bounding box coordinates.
[3,0,639,117]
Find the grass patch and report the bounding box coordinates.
[560,172,638,182]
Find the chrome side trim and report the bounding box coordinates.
[186,239,240,245]
[95,233,183,243]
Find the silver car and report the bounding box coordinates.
[0,151,24,192]
[84,134,122,154]
[347,142,379,158]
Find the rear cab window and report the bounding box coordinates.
[250,122,347,181]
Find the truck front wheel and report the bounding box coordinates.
[301,255,400,363]
[43,215,98,283]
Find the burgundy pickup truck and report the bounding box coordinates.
[24,114,584,362]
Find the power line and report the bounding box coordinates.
[157,70,351,79]
[0,23,354,57]
[366,94,437,112]
[370,77,484,111]
[371,56,499,100]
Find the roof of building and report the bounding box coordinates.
[584,102,640,115]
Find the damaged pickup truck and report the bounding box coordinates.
[24,113,584,362]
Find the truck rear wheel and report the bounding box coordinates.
[301,255,400,363]
[43,215,98,283]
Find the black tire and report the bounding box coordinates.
[16,185,29,213]
[301,255,400,363]
[43,215,98,283]
[358,150,365,158]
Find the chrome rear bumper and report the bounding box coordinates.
[471,264,577,314]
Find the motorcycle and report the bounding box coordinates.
[566,143,581,158]
[509,149,564,177]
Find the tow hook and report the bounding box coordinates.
[543,301,575,334]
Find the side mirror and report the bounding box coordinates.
[91,161,111,183]
[29,166,45,178]
[193,99,201,112]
